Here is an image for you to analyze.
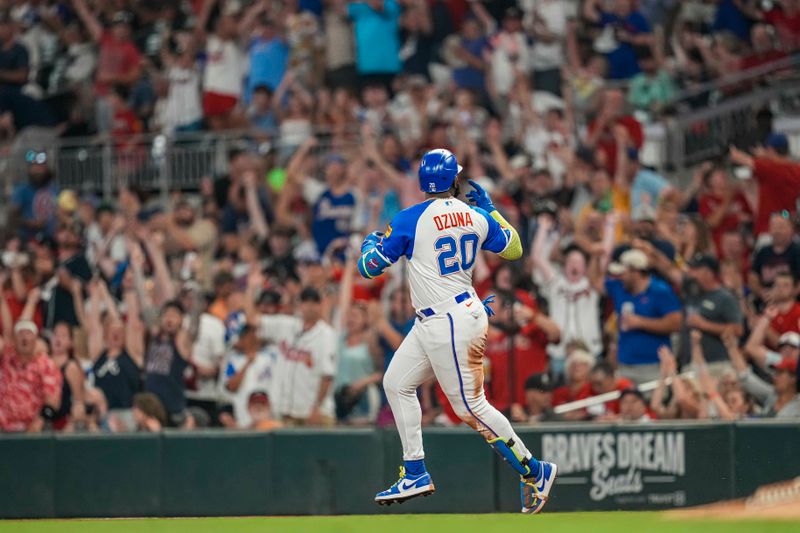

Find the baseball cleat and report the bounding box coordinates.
[375,466,435,506]
[520,461,558,514]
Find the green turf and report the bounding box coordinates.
[0,513,797,533]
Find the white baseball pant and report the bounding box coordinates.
[383,291,532,461]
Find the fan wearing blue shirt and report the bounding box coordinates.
[245,18,289,104]
[348,0,402,79]
[311,154,357,255]
[602,248,682,385]
[583,0,653,80]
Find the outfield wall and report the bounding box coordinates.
[1,422,798,518]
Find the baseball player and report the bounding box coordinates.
[358,149,557,513]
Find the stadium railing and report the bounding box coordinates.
[0,126,361,202]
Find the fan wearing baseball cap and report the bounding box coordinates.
[730,329,800,418]
[601,249,683,385]
[0,303,63,431]
[744,314,800,372]
[681,253,744,377]
[520,373,558,423]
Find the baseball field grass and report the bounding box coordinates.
[0,513,797,533]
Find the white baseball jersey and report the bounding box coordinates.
[544,274,603,361]
[257,314,337,419]
[187,313,226,402]
[375,198,511,309]
[222,347,279,428]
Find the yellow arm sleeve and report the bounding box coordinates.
[490,210,523,260]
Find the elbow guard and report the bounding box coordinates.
[358,246,391,279]
[490,210,523,260]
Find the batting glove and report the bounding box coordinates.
[466,180,495,212]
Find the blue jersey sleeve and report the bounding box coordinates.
[471,206,510,254]
[379,201,432,262]
[358,201,433,279]
[378,216,412,263]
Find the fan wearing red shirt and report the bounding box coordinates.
[729,137,800,236]
[738,24,788,72]
[484,291,560,413]
[551,350,594,420]
[768,272,800,339]
[586,360,634,419]
[0,319,62,432]
[585,89,644,174]
[72,1,142,97]
[697,165,752,256]
[764,0,800,50]
[1,270,43,333]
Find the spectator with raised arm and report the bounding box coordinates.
[194,0,247,131]
[71,0,142,132]
[744,304,800,370]
[585,89,644,175]
[0,10,30,94]
[650,345,705,420]
[725,326,800,418]
[729,140,800,238]
[85,278,142,427]
[244,1,289,102]
[533,215,603,369]
[697,164,753,256]
[156,28,203,134]
[0,282,62,432]
[348,0,402,89]
[485,6,532,101]
[441,10,490,95]
[158,197,219,291]
[583,0,654,80]
[484,288,560,410]
[529,0,574,96]
[47,319,87,432]
[142,298,194,428]
[691,329,753,420]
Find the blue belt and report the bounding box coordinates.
[417,291,471,320]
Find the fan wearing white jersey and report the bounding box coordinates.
[358,149,558,513]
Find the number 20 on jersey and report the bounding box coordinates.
[434,233,479,276]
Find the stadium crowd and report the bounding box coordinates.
[1,0,800,433]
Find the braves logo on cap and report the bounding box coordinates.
[368,258,379,269]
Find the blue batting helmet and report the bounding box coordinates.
[418,149,463,193]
